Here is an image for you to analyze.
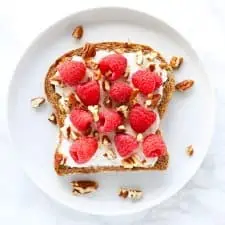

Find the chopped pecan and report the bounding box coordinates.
[103,96,112,108]
[102,79,111,92]
[175,80,194,92]
[103,148,117,160]
[119,188,143,201]
[85,59,98,70]
[31,97,45,108]
[150,94,161,108]
[129,88,139,106]
[48,113,57,124]
[102,135,111,146]
[116,125,126,133]
[186,145,194,156]
[82,43,96,59]
[71,180,98,195]
[116,105,129,118]
[122,154,146,169]
[88,105,99,122]
[136,50,144,65]
[170,56,183,69]
[136,133,143,142]
[72,25,83,39]
[93,69,102,81]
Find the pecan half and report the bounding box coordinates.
[82,43,96,59]
[71,180,98,195]
[72,25,83,39]
[175,80,194,92]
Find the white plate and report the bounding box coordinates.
[7,7,215,216]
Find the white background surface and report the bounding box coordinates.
[1,0,225,224]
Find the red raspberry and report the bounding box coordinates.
[143,134,167,158]
[132,70,156,95]
[76,81,100,106]
[57,61,86,86]
[153,73,163,90]
[98,109,122,132]
[129,105,156,133]
[70,137,98,164]
[114,134,138,158]
[99,54,127,81]
[109,81,132,103]
[70,108,93,131]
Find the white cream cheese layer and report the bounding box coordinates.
[54,50,168,168]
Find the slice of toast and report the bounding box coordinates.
[44,42,175,175]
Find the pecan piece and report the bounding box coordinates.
[186,145,194,156]
[82,43,96,59]
[72,25,83,39]
[48,113,57,124]
[71,180,98,195]
[31,97,45,108]
[119,188,143,201]
[170,56,183,69]
[175,80,194,92]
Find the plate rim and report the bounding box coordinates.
[6,6,216,216]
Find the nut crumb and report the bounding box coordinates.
[175,80,194,92]
[48,113,57,124]
[119,188,143,201]
[31,97,45,108]
[186,145,194,156]
[72,25,83,39]
[71,180,98,195]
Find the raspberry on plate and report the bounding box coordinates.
[76,80,100,106]
[57,61,86,86]
[70,137,98,164]
[143,134,167,157]
[98,109,122,132]
[109,81,132,103]
[70,108,93,131]
[114,134,138,158]
[99,54,127,81]
[132,70,156,95]
[129,104,156,133]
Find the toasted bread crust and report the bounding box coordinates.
[44,42,175,175]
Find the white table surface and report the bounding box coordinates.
[1,0,225,224]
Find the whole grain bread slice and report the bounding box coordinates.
[44,42,175,175]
